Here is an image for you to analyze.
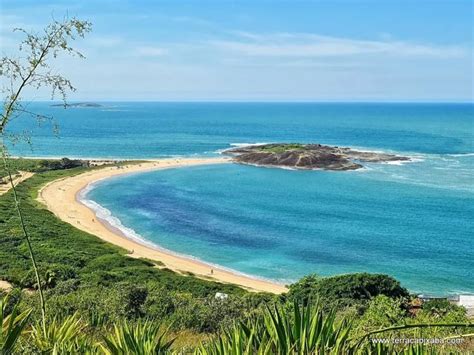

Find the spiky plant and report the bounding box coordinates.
[198,301,474,354]
[0,295,31,354]
[99,320,175,355]
[198,302,353,354]
[197,322,270,355]
[29,313,93,354]
[262,302,352,353]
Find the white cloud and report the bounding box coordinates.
[212,32,468,59]
[0,14,33,32]
[88,35,123,48]
[135,46,169,57]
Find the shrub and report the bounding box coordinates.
[38,158,87,171]
[355,295,407,334]
[287,273,409,311]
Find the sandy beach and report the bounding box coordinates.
[38,157,288,294]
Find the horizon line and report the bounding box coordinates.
[30,99,474,104]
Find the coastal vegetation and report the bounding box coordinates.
[256,144,306,153]
[0,159,472,353]
[0,158,87,181]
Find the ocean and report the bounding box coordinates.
[8,102,474,294]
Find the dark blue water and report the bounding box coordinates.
[9,102,473,294]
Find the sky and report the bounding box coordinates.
[0,0,473,102]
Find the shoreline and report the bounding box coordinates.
[38,157,288,294]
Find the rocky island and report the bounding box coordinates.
[224,143,410,171]
[51,102,103,108]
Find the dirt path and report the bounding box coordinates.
[0,171,34,196]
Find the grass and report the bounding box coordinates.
[256,144,306,154]
[0,158,47,178]
[138,258,166,267]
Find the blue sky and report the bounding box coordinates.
[1,0,472,101]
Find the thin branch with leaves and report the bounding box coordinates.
[0,16,91,337]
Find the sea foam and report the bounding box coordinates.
[78,184,157,249]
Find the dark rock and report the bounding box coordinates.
[224,143,409,171]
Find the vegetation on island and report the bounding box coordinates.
[0,16,472,354]
[256,143,306,154]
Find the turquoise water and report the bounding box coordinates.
[8,102,474,158]
[9,103,474,294]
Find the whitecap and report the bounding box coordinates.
[381,160,412,166]
[229,142,273,148]
[446,153,474,157]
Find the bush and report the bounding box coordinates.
[144,290,249,333]
[0,157,88,179]
[355,295,407,334]
[421,299,464,319]
[38,158,87,171]
[287,273,409,311]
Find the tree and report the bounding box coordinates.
[287,273,409,310]
[0,17,91,336]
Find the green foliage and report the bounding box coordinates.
[355,295,407,335]
[37,158,88,171]
[411,300,469,339]
[420,299,465,320]
[198,302,353,354]
[173,294,247,333]
[20,264,78,290]
[350,296,472,353]
[262,302,352,353]
[285,274,320,304]
[29,313,92,354]
[200,302,473,354]
[0,296,31,354]
[198,323,259,355]
[0,158,88,180]
[142,288,256,333]
[287,273,409,311]
[99,320,174,355]
[256,144,305,153]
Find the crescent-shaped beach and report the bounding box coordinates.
[37,157,288,294]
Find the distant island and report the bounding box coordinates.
[225,143,410,171]
[50,102,103,108]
